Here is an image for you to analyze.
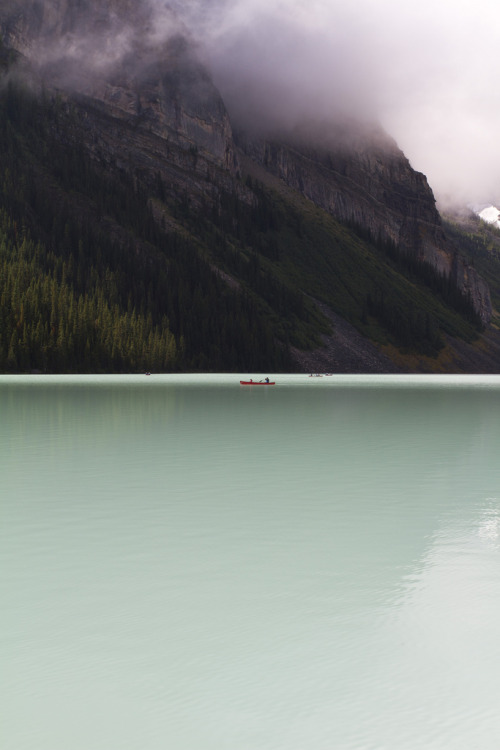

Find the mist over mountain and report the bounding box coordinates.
[159,0,500,206]
[190,0,500,207]
[2,0,500,373]
[3,0,499,205]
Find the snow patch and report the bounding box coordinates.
[470,203,500,230]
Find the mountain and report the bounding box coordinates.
[471,204,500,231]
[1,1,500,373]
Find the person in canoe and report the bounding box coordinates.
[265,377,269,383]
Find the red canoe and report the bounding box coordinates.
[240,380,275,386]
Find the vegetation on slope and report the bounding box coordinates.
[0,77,489,373]
[169,162,483,358]
[0,82,289,372]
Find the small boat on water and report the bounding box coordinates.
[240,380,275,386]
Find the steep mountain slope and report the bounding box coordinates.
[1,2,500,373]
[238,125,492,325]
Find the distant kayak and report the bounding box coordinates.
[240,380,275,386]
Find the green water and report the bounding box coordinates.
[1,374,500,749]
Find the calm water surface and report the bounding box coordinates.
[1,374,500,749]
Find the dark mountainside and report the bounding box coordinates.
[1,0,500,373]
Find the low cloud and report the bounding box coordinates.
[5,0,499,205]
[163,0,500,206]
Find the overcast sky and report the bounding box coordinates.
[160,0,499,206]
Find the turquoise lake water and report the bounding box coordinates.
[1,374,500,749]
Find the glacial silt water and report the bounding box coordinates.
[1,374,500,749]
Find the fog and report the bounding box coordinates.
[6,0,499,206]
[163,0,499,207]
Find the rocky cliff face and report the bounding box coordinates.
[0,1,238,175]
[0,0,493,325]
[239,124,492,323]
[75,35,239,175]
[1,1,146,56]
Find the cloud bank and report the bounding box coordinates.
[161,0,499,206]
[6,0,498,205]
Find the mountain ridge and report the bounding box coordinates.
[1,2,500,373]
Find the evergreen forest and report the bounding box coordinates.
[0,71,497,373]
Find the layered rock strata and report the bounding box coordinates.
[0,1,493,323]
[240,127,492,323]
